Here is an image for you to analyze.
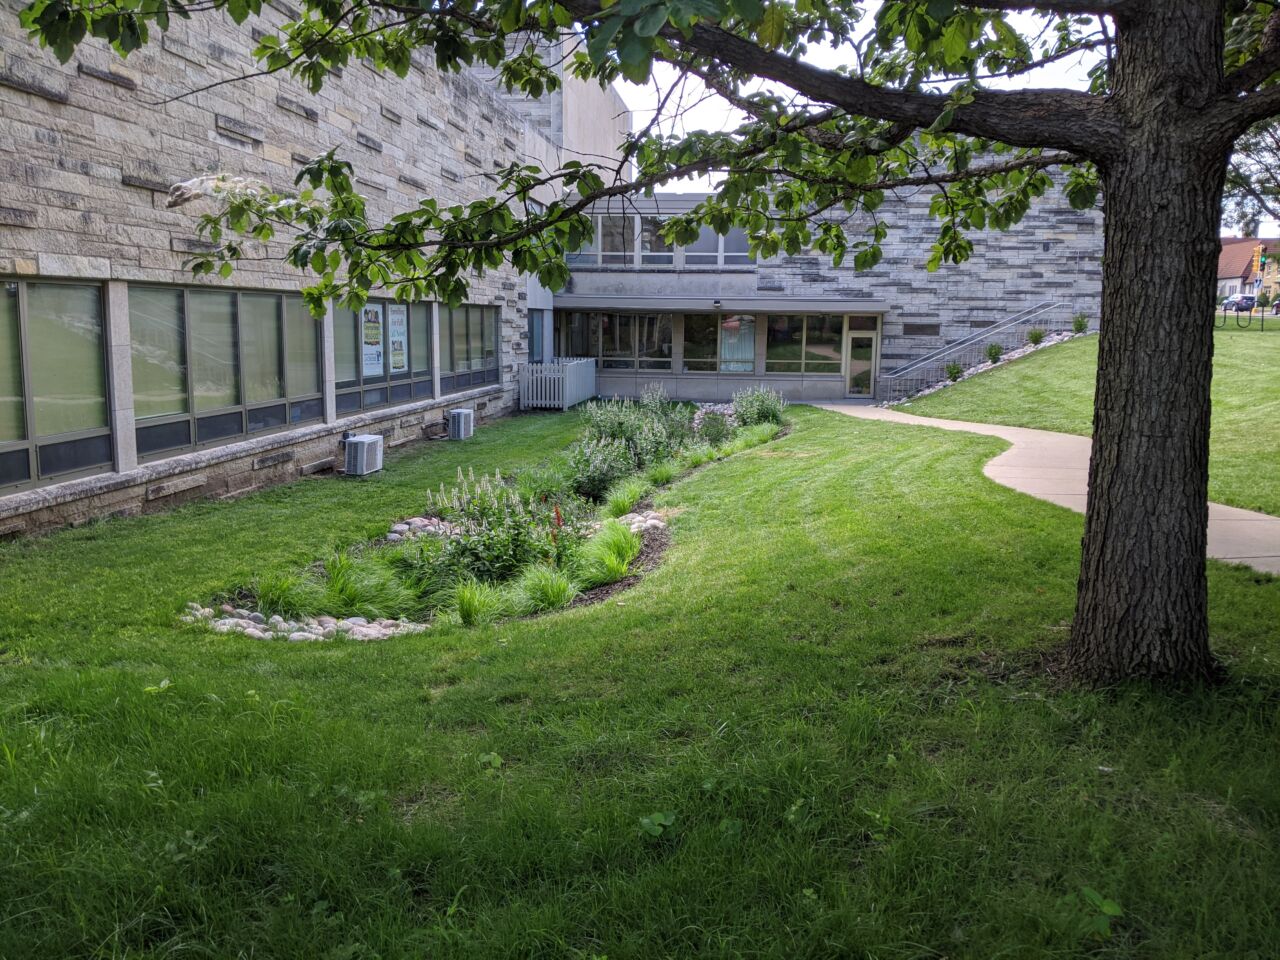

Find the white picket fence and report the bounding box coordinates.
[518,358,597,411]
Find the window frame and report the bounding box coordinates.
[440,304,501,395]
[764,314,847,376]
[567,214,756,270]
[0,277,114,491]
[682,313,758,374]
[133,285,325,463]
[554,311,673,371]
[334,297,438,414]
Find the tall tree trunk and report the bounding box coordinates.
[1067,3,1234,683]
[1067,146,1227,683]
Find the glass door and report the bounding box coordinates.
[846,327,877,396]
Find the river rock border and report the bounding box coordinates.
[182,603,428,642]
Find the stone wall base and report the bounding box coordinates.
[0,386,514,538]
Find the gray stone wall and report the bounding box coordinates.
[755,188,1103,379]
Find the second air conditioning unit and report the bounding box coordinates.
[448,408,475,440]
[343,433,384,476]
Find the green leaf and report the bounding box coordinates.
[925,0,954,23]
[942,21,968,62]
[758,5,786,49]
[633,5,668,37]
[730,0,764,23]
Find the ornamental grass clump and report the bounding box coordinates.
[511,564,579,614]
[320,550,420,620]
[574,520,643,589]
[252,571,324,619]
[644,460,678,486]
[449,576,509,626]
[604,476,652,518]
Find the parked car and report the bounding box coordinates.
[1222,294,1257,312]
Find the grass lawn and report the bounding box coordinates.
[2,408,1279,958]
[898,328,1280,517]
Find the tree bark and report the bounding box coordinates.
[1067,2,1233,683]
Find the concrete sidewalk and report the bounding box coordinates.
[817,403,1280,576]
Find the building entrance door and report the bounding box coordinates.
[846,325,878,397]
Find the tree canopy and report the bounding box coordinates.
[11,1,1278,308]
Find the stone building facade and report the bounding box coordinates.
[0,3,630,534]
[553,190,1102,402]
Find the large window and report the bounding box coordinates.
[131,286,323,459]
[556,312,672,370]
[1,280,112,489]
[567,214,755,269]
[765,315,844,374]
[440,305,500,393]
[683,314,756,373]
[334,299,436,414]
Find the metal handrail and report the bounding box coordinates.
[883,301,1068,380]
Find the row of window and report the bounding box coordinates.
[556,312,874,374]
[1,279,505,491]
[567,215,754,269]
[131,287,324,458]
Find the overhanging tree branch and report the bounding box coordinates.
[560,0,1117,158]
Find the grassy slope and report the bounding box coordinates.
[1,409,1278,959]
[900,329,1280,517]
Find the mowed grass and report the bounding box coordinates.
[900,328,1280,517]
[1,408,1278,958]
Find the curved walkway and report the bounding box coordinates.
[816,403,1280,576]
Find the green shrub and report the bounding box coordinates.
[565,437,635,501]
[945,361,964,382]
[697,411,733,446]
[604,476,652,518]
[984,342,1003,364]
[580,393,690,466]
[450,576,509,626]
[427,469,571,581]
[575,520,642,589]
[732,386,788,426]
[252,571,323,618]
[1027,328,1045,346]
[1072,313,1089,334]
[512,564,579,614]
[644,460,678,486]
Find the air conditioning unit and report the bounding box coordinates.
[448,408,475,440]
[343,434,384,476]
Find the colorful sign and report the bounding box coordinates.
[361,304,384,378]
[387,304,409,374]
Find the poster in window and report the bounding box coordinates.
[361,304,384,378]
[387,304,409,374]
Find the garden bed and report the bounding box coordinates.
[187,387,788,640]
